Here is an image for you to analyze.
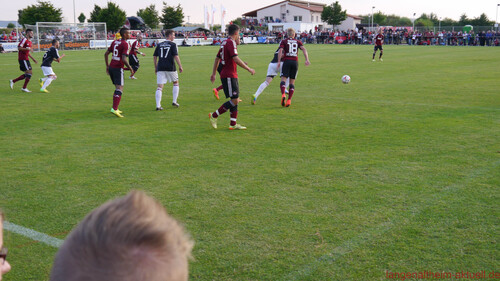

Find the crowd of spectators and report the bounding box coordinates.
[2,27,499,47]
[0,30,18,42]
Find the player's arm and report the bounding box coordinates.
[300,45,310,66]
[136,46,145,57]
[104,50,110,75]
[28,53,37,64]
[277,48,284,70]
[55,54,66,63]
[153,56,158,73]
[174,55,183,73]
[233,55,255,75]
[122,54,134,76]
[210,57,220,83]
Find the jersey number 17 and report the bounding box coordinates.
[159,46,171,58]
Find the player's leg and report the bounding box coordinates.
[253,76,273,104]
[280,76,288,106]
[12,61,29,88]
[285,62,298,107]
[372,46,377,61]
[22,69,33,92]
[172,80,180,107]
[379,48,383,60]
[129,55,139,79]
[212,67,223,99]
[286,78,296,107]
[109,68,124,117]
[156,83,164,110]
[41,67,56,92]
[210,78,240,129]
[228,79,245,129]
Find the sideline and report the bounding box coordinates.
[3,221,63,248]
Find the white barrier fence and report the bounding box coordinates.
[1,43,20,52]
[2,36,269,52]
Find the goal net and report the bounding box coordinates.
[25,22,107,52]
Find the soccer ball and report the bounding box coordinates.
[342,75,351,84]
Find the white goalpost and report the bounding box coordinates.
[24,22,107,52]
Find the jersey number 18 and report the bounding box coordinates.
[287,42,298,56]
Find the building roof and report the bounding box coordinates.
[243,0,325,17]
[243,1,363,20]
[347,14,363,20]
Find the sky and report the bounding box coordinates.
[1,0,499,25]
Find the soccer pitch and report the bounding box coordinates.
[0,44,498,280]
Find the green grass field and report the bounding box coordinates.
[0,44,498,280]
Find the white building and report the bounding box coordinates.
[243,0,362,32]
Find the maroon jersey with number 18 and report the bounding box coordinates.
[18,38,32,60]
[217,38,238,78]
[375,34,384,46]
[279,38,303,61]
[108,39,129,68]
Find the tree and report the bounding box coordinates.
[18,1,62,26]
[89,5,102,23]
[415,18,434,28]
[373,12,386,26]
[470,13,493,26]
[321,1,347,26]
[459,14,470,25]
[7,23,15,28]
[137,4,160,29]
[230,17,243,26]
[160,2,184,29]
[78,13,86,23]
[88,2,126,32]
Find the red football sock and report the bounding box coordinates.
[212,104,228,118]
[22,77,31,89]
[216,85,223,91]
[230,111,238,126]
[112,94,122,110]
[288,87,295,99]
[280,83,286,95]
[13,75,25,83]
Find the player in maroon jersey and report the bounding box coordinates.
[209,24,255,130]
[104,27,134,118]
[128,34,145,79]
[9,29,38,93]
[277,28,310,107]
[373,30,384,61]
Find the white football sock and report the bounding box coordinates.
[172,85,179,103]
[155,88,162,108]
[41,77,53,90]
[41,77,47,82]
[254,81,269,98]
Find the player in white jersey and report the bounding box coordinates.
[252,47,289,105]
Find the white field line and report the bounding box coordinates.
[282,161,499,280]
[3,221,63,248]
